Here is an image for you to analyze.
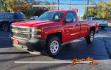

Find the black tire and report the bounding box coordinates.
[86,30,95,44]
[2,23,10,32]
[46,36,61,57]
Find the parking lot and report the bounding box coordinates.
[0,28,111,70]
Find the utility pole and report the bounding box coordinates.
[70,0,71,9]
[58,0,59,10]
[86,0,89,16]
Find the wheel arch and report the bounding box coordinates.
[90,26,96,33]
[0,21,10,26]
[46,32,62,44]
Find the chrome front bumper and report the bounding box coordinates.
[11,37,46,52]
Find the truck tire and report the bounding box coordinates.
[86,30,95,44]
[46,36,61,57]
[2,24,9,32]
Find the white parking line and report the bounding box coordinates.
[14,60,111,64]
[14,60,92,64]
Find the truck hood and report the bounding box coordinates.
[12,20,54,27]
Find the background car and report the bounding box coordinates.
[93,18,108,30]
[0,12,26,31]
[86,17,108,30]
[108,20,111,27]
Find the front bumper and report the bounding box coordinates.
[11,37,46,52]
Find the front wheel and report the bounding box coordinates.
[46,36,61,57]
[2,24,10,32]
[85,30,95,44]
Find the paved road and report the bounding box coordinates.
[0,28,111,70]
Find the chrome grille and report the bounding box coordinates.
[12,26,31,39]
[12,26,30,32]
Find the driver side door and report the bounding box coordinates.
[63,12,80,42]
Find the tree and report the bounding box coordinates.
[11,0,31,12]
[83,2,111,19]
[96,2,111,19]
[0,0,30,12]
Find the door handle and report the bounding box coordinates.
[75,24,79,26]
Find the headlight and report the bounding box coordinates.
[31,28,42,38]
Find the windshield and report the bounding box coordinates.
[14,12,26,19]
[38,12,64,22]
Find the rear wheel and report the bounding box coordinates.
[86,30,95,44]
[46,36,61,57]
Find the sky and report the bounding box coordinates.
[28,0,111,17]
[48,0,99,17]
[59,0,111,17]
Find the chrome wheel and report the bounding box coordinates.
[90,31,94,42]
[49,40,59,54]
[85,30,95,44]
[47,36,61,56]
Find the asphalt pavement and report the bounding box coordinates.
[0,28,111,70]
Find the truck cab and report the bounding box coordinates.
[11,10,98,57]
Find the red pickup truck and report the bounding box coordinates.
[11,10,99,56]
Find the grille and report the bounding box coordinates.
[12,27,30,32]
[12,26,31,39]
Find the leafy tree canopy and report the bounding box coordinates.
[0,0,30,12]
[83,2,111,20]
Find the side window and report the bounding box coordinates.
[53,12,63,22]
[65,12,76,23]
[53,14,60,21]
